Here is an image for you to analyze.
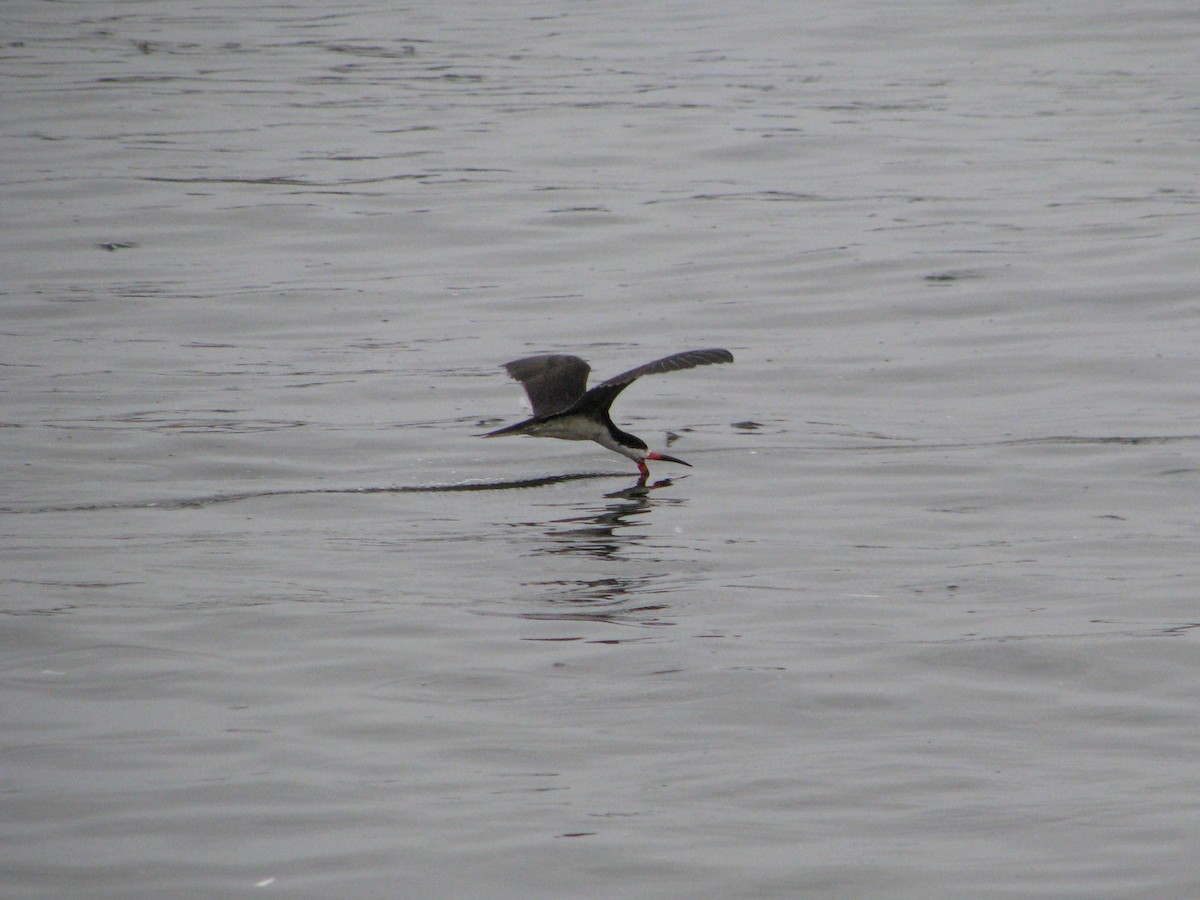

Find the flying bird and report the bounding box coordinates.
[482,348,733,481]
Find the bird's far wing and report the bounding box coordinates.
[580,348,734,412]
[595,348,734,390]
[502,354,591,417]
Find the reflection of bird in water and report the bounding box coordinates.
[482,349,734,482]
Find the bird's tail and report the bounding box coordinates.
[479,419,535,438]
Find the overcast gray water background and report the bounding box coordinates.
[3,1,1200,897]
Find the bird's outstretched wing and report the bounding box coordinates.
[596,348,734,389]
[502,354,591,418]
[580,348,734,412]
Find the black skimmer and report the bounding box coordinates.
[482,348,734,481]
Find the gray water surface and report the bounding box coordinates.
[4,1,1199,897]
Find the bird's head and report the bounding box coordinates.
[607,428,692,471]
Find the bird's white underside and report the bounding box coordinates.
[520,415,645,462]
